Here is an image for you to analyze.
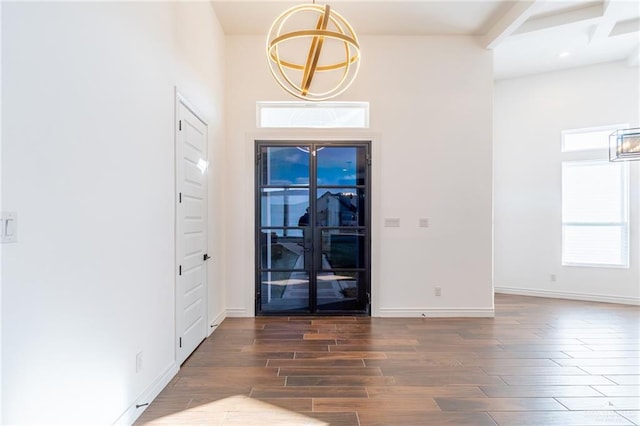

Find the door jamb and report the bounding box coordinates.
[252,133,378,316]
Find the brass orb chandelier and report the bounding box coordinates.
[266,2,361,101]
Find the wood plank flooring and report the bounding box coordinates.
[136,294,640,425]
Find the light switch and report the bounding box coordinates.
[1,212,17,243]
[6,219,15,236]
[384,218,400,227]
[419,218,429,228]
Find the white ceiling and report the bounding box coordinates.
[210,0,640,80]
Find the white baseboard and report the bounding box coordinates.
[377,308,495,318]
[495,286,640,306]
[114,309,230,424]
[113,362,179,425]
[208,310,227,336]
[225,308,250,317]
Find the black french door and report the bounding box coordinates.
[256,141,371,315]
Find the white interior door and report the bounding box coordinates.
[176,98,208,365]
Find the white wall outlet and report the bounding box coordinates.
[434,286,442,296]
[136,352,143,373]
[419,218,429,228]
[550,274,557,282]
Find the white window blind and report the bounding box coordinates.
[562,160,629,267]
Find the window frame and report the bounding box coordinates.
[561,159,630,268]
[560,123,631,269]
[562,123,627,153]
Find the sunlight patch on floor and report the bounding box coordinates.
[146,395,329,426]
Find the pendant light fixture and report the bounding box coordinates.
[266,1,360,101]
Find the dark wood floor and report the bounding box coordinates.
[136,294,640,425]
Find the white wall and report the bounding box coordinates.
[0,3,3,420]
[225,35,494,317]
[494,61,640,304]
[1,2,225,424]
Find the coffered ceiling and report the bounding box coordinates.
[211,0,640,80]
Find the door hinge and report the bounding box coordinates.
[366,154,372,166]
[179,337,182,348]
[179,192,182,203]
[256,153,261,165]
[367,292,371,305]
[179,265,182,276]
[179,120,182,131]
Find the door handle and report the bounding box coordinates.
[203,253,211,261]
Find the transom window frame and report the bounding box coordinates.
[257,101,370,129]
[562,123,627,152]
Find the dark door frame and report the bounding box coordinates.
[255,140,372,316]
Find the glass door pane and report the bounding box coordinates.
[316,188,365,227]
[320,229,366,269]
[260,188,310,227]
[316,271,367,311]
[261,146,309,186]
[316,146,366,186]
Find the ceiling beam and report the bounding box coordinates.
[611,18,640,37]
[482,0,538,49]
[514,4,605,36]
[589,0,640,43]
[588,0,613,42]
[589,20,616,42]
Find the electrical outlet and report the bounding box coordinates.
[550,274,557,282]
[434,286,442,296]
[136,352,143,373]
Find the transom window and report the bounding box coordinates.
[562,124,626,152]
[257,102,369,129]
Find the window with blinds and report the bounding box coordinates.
[561,125,630,268]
